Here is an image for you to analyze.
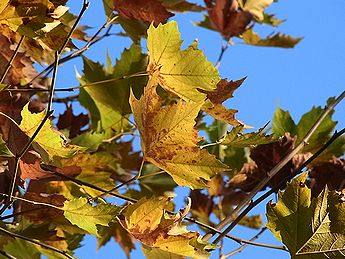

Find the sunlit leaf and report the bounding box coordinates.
[63,197,121,236]
[0,134,13,157]
[238,0,273,21]
[130,81,228,189]
[147,21,220,102]
[19,104,84,162]
[272,107,297,137]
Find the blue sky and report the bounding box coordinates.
[52,0,345,258]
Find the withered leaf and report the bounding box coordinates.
[308,158,345,198]
[204,0,253,38]
[114,0,174,25]
[57,105,89,138]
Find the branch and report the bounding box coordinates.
[0,226,74,259]
[0,250,16,259]
[203,90,345,243]
[185,217,287,251]
[215,38,234,68]
[220,228,268,259]
[0,35,25,84]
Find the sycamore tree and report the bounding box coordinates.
[0,0,344,258]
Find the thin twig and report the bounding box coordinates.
[0,250,16,259]
[0,226,74,259]
[0,35,25,84]
[215,38,233,68]
[220,228,268,258]
[204,90,345,243]
[94,158,145,199]
[185,217,287,251]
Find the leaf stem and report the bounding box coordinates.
[206,90,345,244]
[0,35,25,84]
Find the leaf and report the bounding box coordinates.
[122,197,213,258]
[297,104,337,153]
[130,81,228,189]
[56,105,89,138]
[19,104,84,162]
[242,28,302,48]
[63,197,121,236]
[114,0,174,25]
[0,134,13,157]
[238,0,273,21]
[262,13,284,27]
[199,78,246,126]
[222,125,276,148]
[80,44,147,116]
[266,172,313,256]
[267,173,345,257]
[162,0,205,12]
[272,107,297,137]
[308,158,345,198]
[239,215,263,229]
[147,21,220,102]
[3,238,41,259]
[204,0,253,38]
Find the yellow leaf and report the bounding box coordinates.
[130,81,228,189]
[147,21,220,102]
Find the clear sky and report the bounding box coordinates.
[53,0,345,258]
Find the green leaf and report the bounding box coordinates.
[63,197,121,236]
[0,134,13,157]
[147,21,220,102]
[222,125,276,148]
[267,173,345,257]
[80,45,147,116]
[296,105,337,153]
[19,104,84,162]
[272,107,297,137]
[242,28,302,48]
[3,238,41,259]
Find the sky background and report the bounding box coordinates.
[49,0,345,258]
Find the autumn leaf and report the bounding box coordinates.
[19,104,84,163]
[147,21,220,102]
[162,0,205,12]
[204,0,253,38]
[122,197,215,258]
[63,197,121,236]
[130,81,228,189]
[114,0,174,25]
[57,105,89,138]
[267,173,345,257]
[238,0,273,21]
[242,28,302,48]
[199,78,246,126]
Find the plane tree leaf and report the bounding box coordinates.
[63,197,121,236]
[238,0,273,21]
[19,104,84,163]
[130,80,228,189]
[242,28,302,48]
[121,196,215,258]
[272,107,297,137]
[221,125,276,148]
[114,0,174,25]
[267,172,345,258]
[147,21,220,102]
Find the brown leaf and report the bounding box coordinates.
[204,0,253,38]
[112,222,136,257]
[21,192,66,223]
[57,105,89,138]
[19,151,81,181]
[308,158,345,197]
[230,134,299,191]
[190,190,214,219]
[199,78,246,104]
[114,0,174,25]
[200,78,246,126]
